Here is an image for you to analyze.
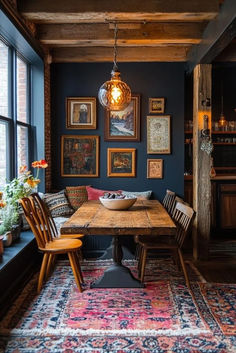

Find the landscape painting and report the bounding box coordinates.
[61,135,99,177]
[107,148,136,177]
[104,95,140,141]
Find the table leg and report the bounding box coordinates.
[99,238,135,260]
[90,235,144,288]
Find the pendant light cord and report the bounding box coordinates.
[113,23,118,72]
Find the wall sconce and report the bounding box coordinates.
[200,115,213,155]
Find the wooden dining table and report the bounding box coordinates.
[61,199,176,288]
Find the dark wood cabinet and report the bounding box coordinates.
[219,184,236,229]
[184,179,236,233]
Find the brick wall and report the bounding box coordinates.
[44,53,51,192]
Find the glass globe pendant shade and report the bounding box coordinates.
[98,68,131,111]
[219,113,227,127]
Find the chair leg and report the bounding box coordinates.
[46,254,55,279]
[140,248,147,283]
[75,251,84,283]
[138,247,143,278]
[177,248,191,290]
[68,252,83,293]
[135,243,141,260]
[38,253,49,294]
[172,249,180,270]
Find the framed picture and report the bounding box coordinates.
[107,148,136,177]
[66,97,97,129]
[147,159,163,179]
[149,98,165,114]
[147,115,171,154]
[61,135,99,177]
[104,94,140,141]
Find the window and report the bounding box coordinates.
[0,37,31,187]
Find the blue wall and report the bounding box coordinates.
[51,62,185,201]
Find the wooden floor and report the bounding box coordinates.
[194,238,236,283]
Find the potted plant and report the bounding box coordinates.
[0,203,21,246]
[0,160,48,245]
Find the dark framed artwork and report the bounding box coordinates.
[147,159,163,179]
[104,94,140,141]
[147,115,171,154]
[149,98,165,114]
[61,135,99,177]
[107,148,136,177]
[66,97,97,129]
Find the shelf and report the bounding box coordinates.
[184,131,236,134]
[212,131,236,134]
[185,142,236,145]
[213,143,236,145]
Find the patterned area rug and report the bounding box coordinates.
[0,259,235,353]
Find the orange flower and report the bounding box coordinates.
[39,159,48,168]
[0,200,6,208]
[19,165,27,174]
[32,160,48,169]
[32,161,40,168]
[26,178,40,188]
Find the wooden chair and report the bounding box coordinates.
[137,202,195,290]
[31,193,84,241]
[162,189,176,214]
[20,196,84,293]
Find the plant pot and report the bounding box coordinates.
[0,235,4,259]
[11,224,21,242]
[3,231,13,247]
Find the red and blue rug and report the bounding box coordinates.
[0,259,235,352]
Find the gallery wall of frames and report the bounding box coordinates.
[51,62,185,201]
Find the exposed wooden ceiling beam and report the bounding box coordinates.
[187,0,236,71]
[51,46,190,63]
[37,22,205,46]
[17,0,219,23]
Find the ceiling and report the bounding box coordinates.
[15,0,227,63]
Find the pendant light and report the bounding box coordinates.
[98,23,131,111]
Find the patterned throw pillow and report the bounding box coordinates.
[121,190,152,200]
[44,190,74,218]
[66,186,88,210]
[86,186,121,200]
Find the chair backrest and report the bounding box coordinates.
[162,189,176,214]
[170,196,189,218]
[20,196,54,249]
[173,202,195,248]
[31,193,58,238]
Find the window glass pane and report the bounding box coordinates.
[0,121,8,188]
[0,40,9,117]
[17,56,27,123]
[17,125,28,174]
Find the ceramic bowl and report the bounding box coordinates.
[99,196,137,210]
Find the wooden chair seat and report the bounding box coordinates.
[41,238,83,252]
[20,196,84,294]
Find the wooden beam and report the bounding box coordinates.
[192,64,212,260]
[215,41,236,61]
[37,22,205,46]
[17,0,219,23]
[0,0,44,58]
[51,46,189,62]
[187,0,236,72]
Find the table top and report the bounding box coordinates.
[61,199,176,236]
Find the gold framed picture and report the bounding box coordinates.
[147,115,171,154]
[104,94,140,141]
[107,148,136,177]
[147,159,163,179]
[66,97,97,129]
[61,135,99,177]
[149,98,165,114]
